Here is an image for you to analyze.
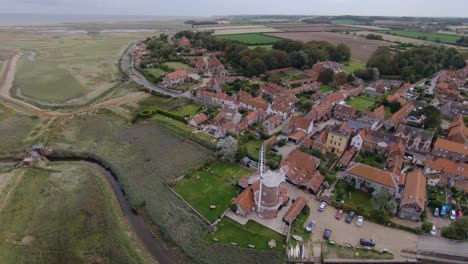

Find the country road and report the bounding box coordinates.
[121,43,191,98]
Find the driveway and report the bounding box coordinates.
[277,142,297,160]
[285,185,419,260]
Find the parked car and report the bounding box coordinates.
[441,205,451,217]
[450,210,456,220]
[335,209,344,220]
[319,202,327,212]
[457,210,464,219]
[359,238,376,247]
[431,225,437,235]
[356,216,364,227]
[323,229,332,240]
[433,208,439,217]
[305,220,316,232]
[345,211,355,223]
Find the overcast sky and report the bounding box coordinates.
[1,0,467,17]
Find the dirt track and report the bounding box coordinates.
[0,53,149,117]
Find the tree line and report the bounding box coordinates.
[364,46,467,82]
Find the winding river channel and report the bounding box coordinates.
[0,159,175,264]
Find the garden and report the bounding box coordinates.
[207,218,285,252]
[354,151,384,169]
[173,161,252,223]
[345,95,377,112]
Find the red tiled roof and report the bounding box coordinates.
[283,197,308,223]
[165,70,187,80]
[401,170,426,210]
[433,138,468,156]
[346,162,397,188]
[232,187,255,213]
[289,130,306,141]
[190,113,208,126]
[426,158,468,179]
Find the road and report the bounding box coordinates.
[121,43,191,98]
[418,235,468,258]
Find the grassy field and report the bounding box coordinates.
[334,182,374,214]
[170,103,200,117]
[43,109,283,263]
[207,218,285,252]
[0,30,151,106]
[215,33,281,44]
[0,163,154,263]
[383,30,460,44]
[245,140,263,160]
[144,67,167,77]
[163,61,190,70]
[343,60,366,73]
[317,85,334,93]
[323,242,393,260]
[173,161,251,222]
[345,95,376,112]
[270,70,310,82]
[331,19,362,25]
[0,113,38,157]
[248,45,273,50]
[290,207,311,241]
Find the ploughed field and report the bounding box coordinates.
[266,31,391,62]
[215,33,281,45]
[271,23,366,32]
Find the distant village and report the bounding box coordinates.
[131,32,468,257]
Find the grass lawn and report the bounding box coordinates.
[383,30,460,44]
[171,103,201,117]
[346,95,376,112]
[207,218,285,252]
[290,208,311,241]
[323,242,393,260]
[151,113,213,143]
[343,60,366,73]
[144,67,167,77]
[317,85,334,93]
[248,45,273,50]
[173,161,251,222]
[163,61,190,70]
[337,189,374,214]
[331,19,362,25]
[384,107,392,119]
[245,140,263,160]
[215,33,281,44]
[270,70,310,83]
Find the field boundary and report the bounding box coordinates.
[166,185,214,227]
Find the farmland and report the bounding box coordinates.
[215,33,281,45]
[207,25,282,35]
[266,32,391,62]
[382,30,460,44]
[0,163,155,263]
[271,24,362,32]
[0,113,38,158]
[173,161,252,222]
[356,31,426,45]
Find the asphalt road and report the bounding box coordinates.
[418,235,468,258]
[121,43,190,98]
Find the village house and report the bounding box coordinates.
[324,123,352,156]
[440,99,468,118]
[178,36,191,47]
[283,197,308,224]
[196,90,237,108]
[163,70,189,87]
[189,113,208,127]
[186,56,207,72]
[285,82,321,95]
[431,138,468,163]
[447,115,468,143]
[242,109,267,126]
[268,94,297,119]
[361,130,400,154]
[386,141,406,176]
[239,94,269,112]
[387,83,413,105]
[262,114,283,133]
[398,170,426,221]
[306,101,333,122]
[365,80,388,97]
[310,61,343,79]
[260,82,287,97]
[207,54,228,76]
[384,102,415,130]
[280,150,324,194]
[346,119,372,133]
[425,157,468,188]
[282,116,314,144]
[338,146,357,169]
[350,128,366,151]
[344,162,399,195]
[304,128,328,153]
[396,125,434,154]
[213,108,242,126]
[333,104,356,121]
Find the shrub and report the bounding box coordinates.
[421,221,433,233]
[277,139,287,147]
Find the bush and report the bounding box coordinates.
[421,221,433,233]
[441,217,468,240]
[325,173,336,184]
[277,139,287,147]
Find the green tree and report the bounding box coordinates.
[334,43,351,61]
[371,189,392,210]
[332,71,348,87]
[318,68,335,85]
[289,50,308,68]
[246,58,267,76]
[441,217,468,240]
[421,221,433,233]
[217,136,238,162]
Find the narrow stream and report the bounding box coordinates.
[0,159,175,264]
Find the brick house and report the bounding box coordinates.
[324,123,352,156]
[431,138,468,163]
[303,129,328,153]
[384,102,414,130]
[280,150,324,194]
[396,125,434,154]
[447,115,468,143]
[207,54,228,76]
[262,114,283,133]
[189,113,208,127]
[398,170,426,221]
[333,104,356,121]
[344,162,398,195]
[163,70,188,87]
